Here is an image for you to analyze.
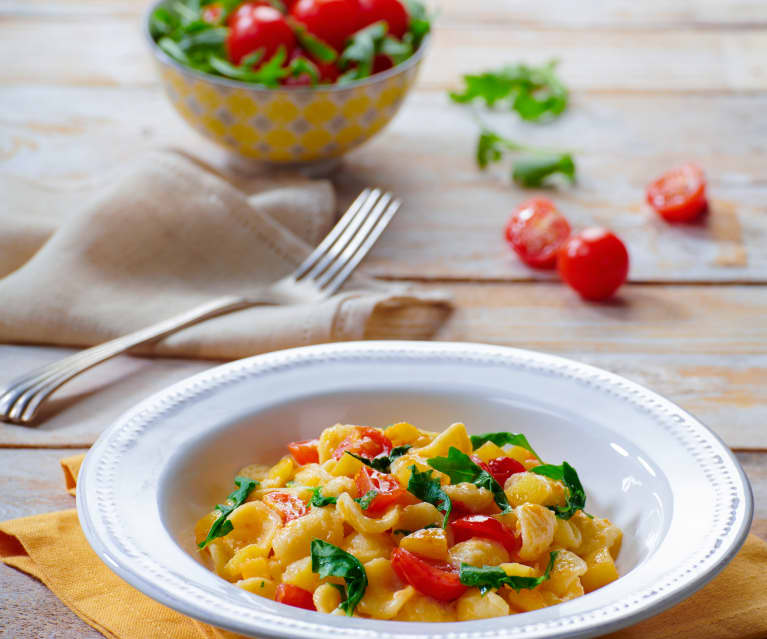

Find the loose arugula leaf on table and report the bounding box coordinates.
[427,447,512,514]
[346,445,411,473]
[198,476,258,549]
[470,431,541,462]
[310,486,338,507]
[459,551,558,594]
[406,465,452,527]
[450,61,568,122]
[531,462,587,519]
[311,539,368,615]
[355,490,379,510]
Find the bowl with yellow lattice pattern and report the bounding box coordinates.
[144,0,429,166]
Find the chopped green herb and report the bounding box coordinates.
[402,0,431,48]
[288,19,337,63]
[406,465,452,527]
[346,445,411,474]
[459,551,558,594]
[531,462,587,519]
[449,61,567,122]
[198,476,258,549]
[338,21,388,82]
[470,431,541,462]
[427,447,512,514]
[355,489,379,510]
[310,486,338,507]
[311,540,368,615]
[260,580,265,588]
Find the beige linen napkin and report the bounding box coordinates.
[0,151,451,359]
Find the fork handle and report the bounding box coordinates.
[0,294,269,424]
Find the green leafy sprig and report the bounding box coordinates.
[310,486,338,507]
[459,551,558,594]
[531,462,588,520]
[355,490,379,510]
[406,465,452,527]
[346,445,411,474]
[198,476,258,549]
[470,431,541,462]
[311,540,368,615]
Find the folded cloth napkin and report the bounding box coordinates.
[0,151,451,359]
[1,455,766,639]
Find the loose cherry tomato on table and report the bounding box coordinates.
[391,547,468,601]
[288,439,320,464]
[451,514,522,555]
[485,456,525,486]
[201,2,224,24]
[263,492,308,522]
[557,228,629,301]
[275,583,316,610]
[355,466,405,513]
[332,426,392,460]
[505,197,572,269]
[646,164,707,223]
[227,3,296,65]
[359,0,409,38]
[290,0,363,51]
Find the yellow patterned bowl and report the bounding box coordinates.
[144,0,427,165]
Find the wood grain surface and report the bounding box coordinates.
[1,0,766,636]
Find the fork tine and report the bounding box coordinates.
[293,188,377,279]
[320,197,401,295]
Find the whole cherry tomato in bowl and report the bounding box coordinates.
[557,228,629,301]
[290,0,363,51]
[227,3,296,64]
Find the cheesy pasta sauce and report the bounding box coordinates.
[195,422,622,620]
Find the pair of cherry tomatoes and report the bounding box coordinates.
[505,198,629,301]
[224,0,409,79]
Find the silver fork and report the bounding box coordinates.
[0,188,400,425]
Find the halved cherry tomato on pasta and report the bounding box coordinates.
[391,547,468,601]
[451,514,522,555]
[358,0,409,39]
[557,228,629,301]
[505,197,571,269]
[332,426,392,460]
[288,439,320,465]
[275,583,316,610]
[485,456,525,486]
[646,163,707,223]
[227,3,296,65]
[201,2,224,24]
[290,0,362,52]
[263,492,308,522]
[355,466,405,513]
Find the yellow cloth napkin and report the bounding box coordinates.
[1,454,766,639]
[0,151,450,359]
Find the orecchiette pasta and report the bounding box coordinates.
[195,421,622,620]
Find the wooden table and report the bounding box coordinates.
[2,0,766,635]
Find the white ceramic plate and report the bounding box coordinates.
[78,341,753,639]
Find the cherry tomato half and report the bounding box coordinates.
[333,426,392,460]
[391,547,468,601]
[263,492,308,522]
[288,439,320,465]
[646,164,707,223]
[557,228,629,301]
[358,0,409,39]
[290,0,362,51]
[275,583,316,610]
[227,3,296,65]
[451,514,522,555]
[485,456,526,486]
[505,197,572,269]
[355,466,405,513]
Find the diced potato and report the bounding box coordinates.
[272,506,343,566]
[260,456,295,489]
[515,503,556,561]
[504,472,566,508]
[443,482,496,513]
[580,546,619,593]
[448,538,509,568]
[472,441,508,463]
[390,453,438,489]
[504,587,547,612]
[400,528,448,561]
[239,557,272,581]
[413,422,472,458]
[393,594,456,622]
[384,422,434,447]
[313,583,342,614]
[343,531,395,563]
[456,589,510,620]
[282,556,321,591]
[553,518,582,550]
[327,452,363,477]
[541,550,587,598]
[507,445,536,464]
[396,502,444,531]
[237,577,277,599]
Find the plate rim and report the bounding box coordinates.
[77,340,754,639]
